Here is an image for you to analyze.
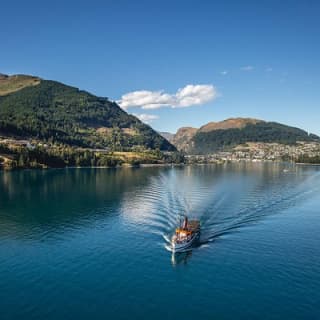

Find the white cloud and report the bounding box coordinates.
[118,84,217,110]
[134,113,159,124]
[240,65,254,71]
[220,70,228,75]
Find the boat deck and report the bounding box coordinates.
[186,220,200,232]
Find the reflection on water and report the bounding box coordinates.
[1,163,320,319]
[1,163,319,248]
[171,250,193,266]
[0,167,163,239]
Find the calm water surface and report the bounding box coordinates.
[1,163,320,319]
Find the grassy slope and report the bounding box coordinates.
[0,74,41,96]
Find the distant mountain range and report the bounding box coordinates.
[159,132,174,142]
[1,74,318,157]
[161,118,320,154]
[0,74,175,151]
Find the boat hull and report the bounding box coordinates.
[171,232,200,252]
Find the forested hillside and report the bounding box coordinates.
[170,118,319,154]
[0,78,175,151]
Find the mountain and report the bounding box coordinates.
[0,74,175,151]
[170,118,320,154]
[171,127,198,152]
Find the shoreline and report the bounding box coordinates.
[0,162,186,171]
[295,162,320,166]
[2,160,317,171]
[2,159,320,171]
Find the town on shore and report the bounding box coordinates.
[184,141,320,165]
[1,137,320,170]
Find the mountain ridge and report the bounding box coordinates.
[167,118,319,154]
[0,73,41,96]
[199,118,262,132]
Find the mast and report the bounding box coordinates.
[183,216,188,229]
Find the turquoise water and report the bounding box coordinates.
[1,163,320,319]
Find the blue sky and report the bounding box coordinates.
[1,0,320,134]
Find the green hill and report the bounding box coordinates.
[171,118,319,154]
[0,76,175,151]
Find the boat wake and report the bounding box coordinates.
[121,165,320,251]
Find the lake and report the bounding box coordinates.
[1,163,320,319]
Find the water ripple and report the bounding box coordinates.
[121,164,320,250]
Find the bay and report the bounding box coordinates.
[1,163,320,319]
